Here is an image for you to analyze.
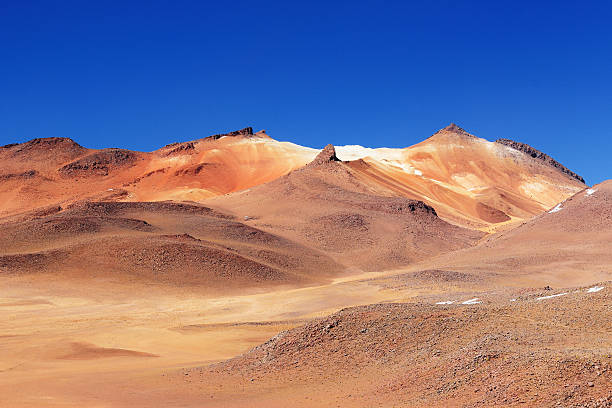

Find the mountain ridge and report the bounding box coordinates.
[0,124,586,230]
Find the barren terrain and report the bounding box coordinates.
[0,124,609,407]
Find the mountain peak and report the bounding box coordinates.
[437,123,474,137]
[254,129,272,139]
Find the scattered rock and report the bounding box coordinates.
[58,149,140,177]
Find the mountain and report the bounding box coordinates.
[0,128,317,217]
[333,124,585,229]
[207,144,484,271]
[406,180,612,288]
[0,124,584,231]
[0,123,589,282]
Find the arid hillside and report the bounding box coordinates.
[184,283,610,408]
[0,127,318,217]
[0,124,608,408]
[0,123,595,287]
[1,124,585,232]
[208,145,483,271]
[335,124,586,229]
[407,180,612,289]
[0,200,341,290]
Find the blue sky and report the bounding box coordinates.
[1,1,610,184]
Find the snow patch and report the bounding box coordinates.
[536,292,568,300]
[334,145,425,176]
[585,188,597,196]
[388,161,423,176]
[548,203,563,213]
[510,299,517,302]
[334,145,375,160]
[335,145,407,161]
[436,300,454,305]
[587,286,604,293]
[461,298,481,305]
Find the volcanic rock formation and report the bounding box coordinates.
[334,123,586,228]
[307,143,341,167]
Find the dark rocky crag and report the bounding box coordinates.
[205,127,255,141]
[58,149,140,177]
[307,144,341,167]
[495,138,585,183]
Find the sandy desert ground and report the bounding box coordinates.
[0,125,610,407]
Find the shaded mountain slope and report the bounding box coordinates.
[0,201,341,290]
[413,180,612,287]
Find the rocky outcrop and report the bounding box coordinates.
[0,170,39,180]
[58,149,140,177]
[205,127,255,141]
[307,144,341,167]
[495,139,585,183]
[64,201,232,218]
[9,137,83,151]
[162,142,195,156]
[358,197,438,217]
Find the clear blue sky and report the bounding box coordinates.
[1,1,610,184]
